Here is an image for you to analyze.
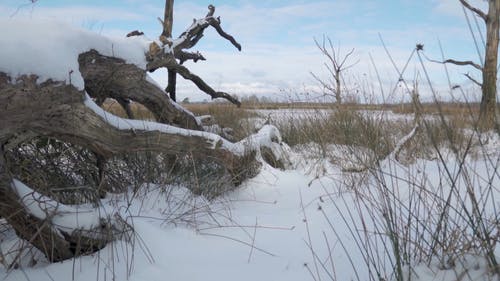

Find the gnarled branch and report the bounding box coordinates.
[146,4,242,106]
[206,16,242,51]
[78,50,203,130]
[147,53,241,106]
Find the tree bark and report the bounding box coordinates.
[480,0,499,129]
[78,50,202,130]
[335,68,342,105]
[161,0,174,39]
[166,69,177,101]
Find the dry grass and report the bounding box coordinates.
[102,99,155,120]
[184,103,258,140]
[101,98,478,161]
[390,102,482,128]
[277,109,395,156]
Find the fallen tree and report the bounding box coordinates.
[0,3,287,264]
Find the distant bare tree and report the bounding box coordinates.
[310,36,358,105]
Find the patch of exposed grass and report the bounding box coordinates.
[277,108,395,159]
[102,99,155,120]
[184,103,258,140]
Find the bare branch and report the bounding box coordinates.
[463,72,483,87]
[459,0,487,21]
[176,50,206,64]
[171,9,241,52]
[126,30,144,37]
[338,48,359,71]
[147,54,240,106]
[443,58,483,70]
[172,62,241,106]
[206,4,215,17]
[310,72,335,94]
[420,48,483,71]
[146,4,242,106]
[206,17,242,51]
[10,0,38,17]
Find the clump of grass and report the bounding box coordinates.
[278,108,394,160]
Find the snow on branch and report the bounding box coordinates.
[169,5,241,52]
[146,4,242,105]
[12,179,103,232]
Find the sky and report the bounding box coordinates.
[0,0,493,103]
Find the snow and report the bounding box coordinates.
[0,18,150,90]
[171,18,209,50]
[238,124,285,155]
[3,136,498,281]
[12,179,102,231]
[1,165,351,281]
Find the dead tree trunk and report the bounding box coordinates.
[79,50,202,130]
[147,4,240,105]
[0,3,286,264]
[442,0,499,129]
[0,71,284,262]
[480,0,499,129]
[0,74,269,183]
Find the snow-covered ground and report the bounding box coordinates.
[2,136,499,281]
[0,155,353,281]
[1,18,500,281]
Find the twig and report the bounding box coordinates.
[247,217,258,263]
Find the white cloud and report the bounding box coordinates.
[1,5,145,22]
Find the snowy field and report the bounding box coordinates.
[1,18,500,281]
[1,129,499,281]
